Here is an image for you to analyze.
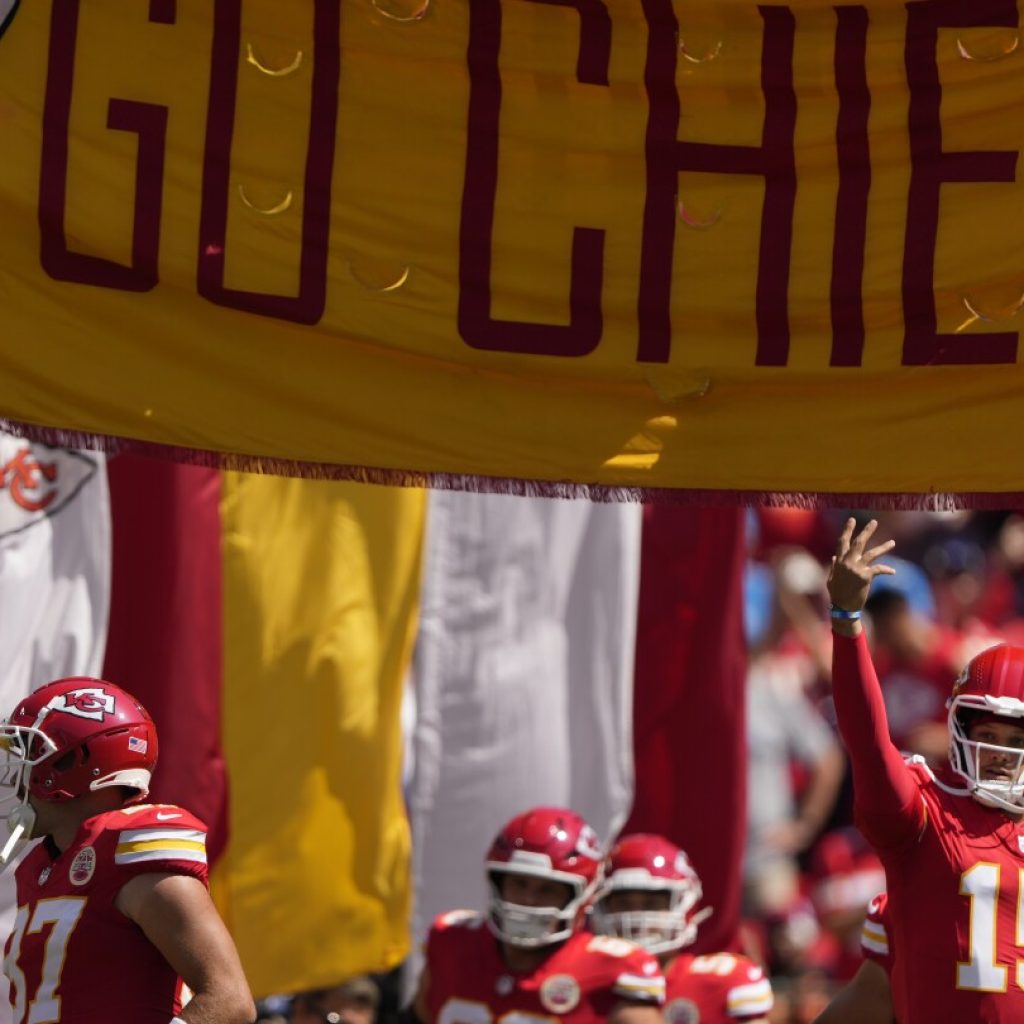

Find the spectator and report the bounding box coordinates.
[805,828,884,981]
[863,562,960,764]
[293,976,381,1024]
[744,552,844,920]
[255,994,291,1023]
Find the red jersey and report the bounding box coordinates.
[2,803,208,1024]
[834,631,1024,1022]
[859,893,892,975]
[663,952,773,1024]
[424,911,664,1024]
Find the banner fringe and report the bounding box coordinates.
[1,418,1017,511]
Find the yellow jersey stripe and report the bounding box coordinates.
[116,839,206,855]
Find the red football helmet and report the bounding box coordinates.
[0,677,158,821]
[591,834,710,954]
[948,644,1024,811]
[485,806,604,947]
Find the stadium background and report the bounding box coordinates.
[6,438,1021,1022]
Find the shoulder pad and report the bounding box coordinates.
[724,966,773,1017]
[105,803,207,830]
[902,756,942,790]
[731,955,767,982]
[583,934,649,961]
[101,804,208,870]
[584,937,664,1004]
[432,909,486,933]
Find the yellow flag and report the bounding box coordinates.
[214,474,424,996]
[1,1,1023,497]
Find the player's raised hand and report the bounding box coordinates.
[828,518,896,613]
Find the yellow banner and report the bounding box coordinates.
[1,0,1023,497]
[214,474,424,996]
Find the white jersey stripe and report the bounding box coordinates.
[613,974,665,1004]
[862,919,889,954]
[118,827,206,845]
[616,973,666,991]
[115,847,208,866]
[727,979,774,1016]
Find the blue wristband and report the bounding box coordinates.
[830,606,862,620]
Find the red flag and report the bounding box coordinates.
[626,505,747,954]
[103,456,228,862]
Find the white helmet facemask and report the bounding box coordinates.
[591,904,712,956]
[0,721,57,864]
[591,878,710,955]
[487,865,595,948]
[949,696,1024,813]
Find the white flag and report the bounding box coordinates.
[0,434,110,693]
[0,431,111,1023]
[407,491,641,979]
[0,0,18,41]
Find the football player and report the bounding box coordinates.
[830,518,1024,1021]
[0,677,256,1024]
[813,893,893,1024]
[591,834,773,1024]
[412,807,666,1024]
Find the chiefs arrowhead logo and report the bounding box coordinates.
[0,433,100,541]
[48,688,116,722]
[0,0,19,42]
[576,824,602,861]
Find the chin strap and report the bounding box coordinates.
[691,905,714,929]
[0,804,36,865]
[0,823,25,865]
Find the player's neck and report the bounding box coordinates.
[44,791,127,853]
[500,940,563,973]
[658,953,679,973]
[47,815,86,854]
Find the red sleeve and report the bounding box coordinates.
[609,943,665,1005]
[424,911,482,1019]
[722,956,774,1021]
[832,632,925,847]
[860,894,893,975]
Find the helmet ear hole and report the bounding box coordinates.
[51,751,76,774]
